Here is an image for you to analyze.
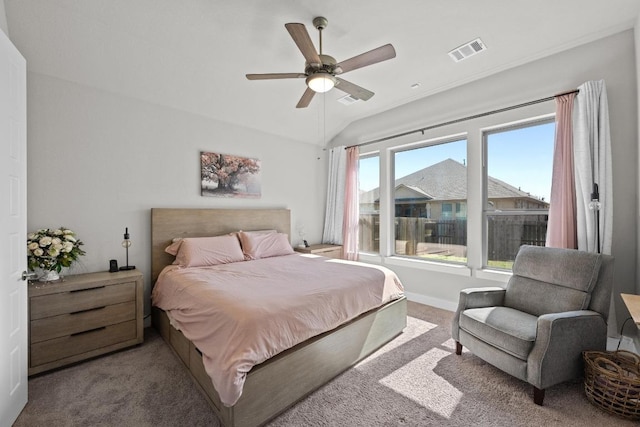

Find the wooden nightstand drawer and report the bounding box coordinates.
[30,301,136,343]
[30,320,137,367]
[30,281,136,320]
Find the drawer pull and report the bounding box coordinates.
[70,306,106,315]
[69,286,105,293]
[70,326,106,336]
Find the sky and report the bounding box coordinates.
[359,121,555,202]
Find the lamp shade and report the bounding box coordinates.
[306,73,336,93]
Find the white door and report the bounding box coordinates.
[0,28,28,426]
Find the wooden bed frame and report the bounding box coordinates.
[150,208,407,427]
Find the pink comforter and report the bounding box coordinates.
[151,253,404,406]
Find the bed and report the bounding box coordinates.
[150,208,407,427]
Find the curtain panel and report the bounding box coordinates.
[573,80,612,254]
[322,146,347,244]
[342,146,360,260]
[546,92,577,249]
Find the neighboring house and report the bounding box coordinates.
[360,158,548,221]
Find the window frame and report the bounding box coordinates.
[389,134,468,264]
[358,152,381,255]
[355,103,555,279]
[481,116,556,269]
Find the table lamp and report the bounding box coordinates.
[119,227,136,270]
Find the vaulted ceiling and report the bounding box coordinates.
[5,0,640,146]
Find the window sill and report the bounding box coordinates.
[358,253,383,263]
[384,256,472,277]
[476,268,512,283]
[359,254,506,280]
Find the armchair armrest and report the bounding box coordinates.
[527,310,607,389]
[458,287,506,310]
[452,287,505,341]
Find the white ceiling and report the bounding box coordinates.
[5,0,640,146]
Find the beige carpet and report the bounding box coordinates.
[14,302,635,426]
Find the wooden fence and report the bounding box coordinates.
[486,214,548,262]
[359,213,548,262]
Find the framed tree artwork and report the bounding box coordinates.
[201,152,261,198]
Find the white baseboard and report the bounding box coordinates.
[607,335,639,353]
[405,292,457,312]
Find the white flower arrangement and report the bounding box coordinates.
[27,227,85,273]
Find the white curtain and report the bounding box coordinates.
[573,80,612,254]
[342,146,360,260]
[322,146,347,244]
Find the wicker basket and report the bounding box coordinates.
[583,350,640,420]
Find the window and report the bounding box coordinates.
[356,108,554,275]
[484,119,555,269]
[442,203,452,219]
[392,138,467,263]
[359,154,380,253]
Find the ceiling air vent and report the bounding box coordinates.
[337,94,360,106]
[448,38,486,62]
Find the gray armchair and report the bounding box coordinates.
[452,245,614,405]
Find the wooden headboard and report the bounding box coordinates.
[150,208,291,284]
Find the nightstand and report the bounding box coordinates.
[28,270,144,375]
[294,244,343,259]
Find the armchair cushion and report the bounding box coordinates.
[503,245,602,316]
[504,276,592,317]
[460,307,537,360]
[512,245,602,291]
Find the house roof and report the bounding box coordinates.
[395,184,433,200]
[360,158,548,205]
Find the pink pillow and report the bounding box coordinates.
[165,238,183,256]
[171,235,245,267]
[238,232,294,260]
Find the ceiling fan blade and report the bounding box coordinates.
[334,77,374,101]
[246,73,306,80]
[296,87,316,108]
[285,23,322,66]
[336,44,396,74]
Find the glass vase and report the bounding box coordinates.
[39,269,60,282]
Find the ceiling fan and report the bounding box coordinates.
[246,16,396,108]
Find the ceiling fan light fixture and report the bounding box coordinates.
[306,73,336,93]
[246,17,396,108]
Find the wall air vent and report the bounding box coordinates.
[337,94,360,106]
[448,38,486,62]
